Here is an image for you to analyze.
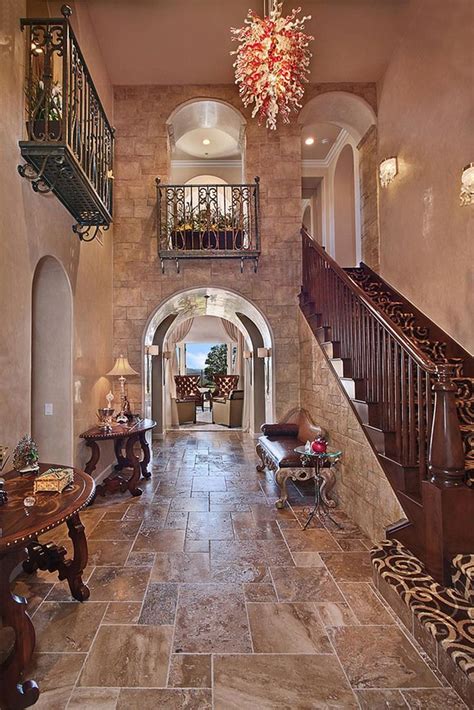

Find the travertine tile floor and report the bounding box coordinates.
[15,432,468,709]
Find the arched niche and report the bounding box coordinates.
[167,98,247,183]
[143,287,274,435]
[31,256,73,464]
[299,91,376,144]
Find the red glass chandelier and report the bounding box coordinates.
[231,1,314,130]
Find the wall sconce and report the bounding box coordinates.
[145,345,160,357]
[243,350,253,386]
[144,346,159,395]
[460,163,474,206]
[379,157,398,188]
[257,347,271,395]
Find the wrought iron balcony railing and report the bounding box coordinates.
[17,5,114,242]
[156,178,261,272]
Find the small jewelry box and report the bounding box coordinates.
[33,468,74,494]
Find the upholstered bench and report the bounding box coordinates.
[256,407,336,509]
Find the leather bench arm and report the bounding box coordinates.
[260,423,299,437]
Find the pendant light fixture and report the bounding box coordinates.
[231,0,314,130]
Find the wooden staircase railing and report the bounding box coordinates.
[300,227,474,584]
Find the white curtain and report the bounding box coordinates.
[220,318,250,432]
[164,318,194,427]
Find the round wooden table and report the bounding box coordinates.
[80,418,156,498]
[0,464,94,710]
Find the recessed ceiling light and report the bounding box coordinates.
[304,137,315,146]
[202,138,211,146]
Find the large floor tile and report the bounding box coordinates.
[79,625,173,687]
[186,511,234,539]
[132,529,185,552]
[26,652,86,710]
[86,566,150,601]
[174,583,252,653]
[68,687,120,709]
[168,654,212,688]
[213,654,358,709]
[139,582,178,625]
[340,582,395,624]
[86,539,133,566]
[150,552,211,583]
[401,688,468,708]
[89,520,142,540]
[320,551,373,581]
[271,566,345,602]
[247,602,332,653]
[331,625,441,688]
[117,688,212,708]
[282,528,342,552]
[34,601,107,652]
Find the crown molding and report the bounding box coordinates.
[302,129,350,170]
[170,159,242,169]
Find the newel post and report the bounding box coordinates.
[422,364,473,585]
[428,364,465,486]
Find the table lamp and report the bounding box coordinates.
[107,354,139,423]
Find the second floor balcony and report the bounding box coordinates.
[156,178,260,272]
[17,6,114,241]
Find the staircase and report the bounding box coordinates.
[300,228,474,585]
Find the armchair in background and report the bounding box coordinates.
[212,389,244,428]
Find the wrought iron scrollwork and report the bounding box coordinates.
[157,178,261,269]
[72,223,109,243]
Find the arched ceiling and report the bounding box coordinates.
[168,100,244,160]
[84,0,408,86]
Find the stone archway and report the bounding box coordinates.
[143,287,274,435]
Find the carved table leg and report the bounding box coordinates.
[256,443,266,473]
[114,438,128,472]
[125,434,143,497]
[62,513,90,601]
[22,514,90,602]
[138,432,152,479]
[275,467,290,509]
[320,466,337,508]
[84,440,100,476]
[0,548,40,710]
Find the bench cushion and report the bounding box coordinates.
[258,435,304,468]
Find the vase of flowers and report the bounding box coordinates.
[13,436,40,474]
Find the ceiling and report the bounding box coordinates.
[301,122,342,161]
[85,0,407,85]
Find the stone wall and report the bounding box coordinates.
[299,313,403,541]
[358,125,380,271]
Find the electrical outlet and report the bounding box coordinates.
[44,403,53,415]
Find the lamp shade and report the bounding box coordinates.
[243,350,253,359]
[146,345,160,356]
[107,355,139,377]
[257,347,271,358]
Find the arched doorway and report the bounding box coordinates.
[31,256,73,464]
[143,287,274,436]
[299,91,377,266]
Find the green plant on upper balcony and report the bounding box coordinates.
[25,77,63,140]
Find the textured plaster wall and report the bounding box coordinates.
[299,314,404,542]
[378,0,473,352]
[0,0,114,472]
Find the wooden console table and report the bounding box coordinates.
[0,464,94,710]
[79,418,156,498]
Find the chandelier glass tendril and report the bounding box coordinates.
[231,1,314,130]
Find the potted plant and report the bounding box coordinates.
[25,76,62,141]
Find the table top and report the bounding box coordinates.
[0,464,95,551]
[294,446,342,459]
[80,418,156,441]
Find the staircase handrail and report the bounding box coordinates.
[301,227,450,377]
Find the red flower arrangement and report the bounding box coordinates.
[231,2,314,130]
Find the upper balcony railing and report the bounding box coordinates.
[156,178,261,272]
[18,5,114,241]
